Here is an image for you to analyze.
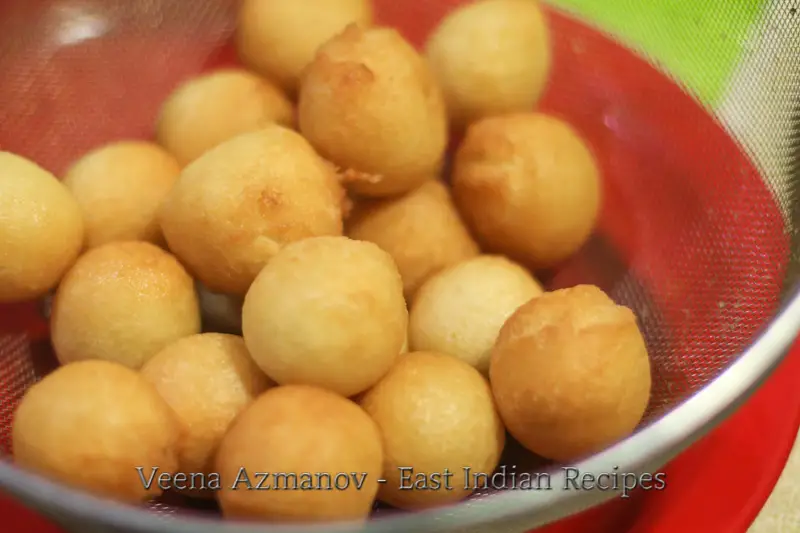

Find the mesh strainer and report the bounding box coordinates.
[1,0,800,532]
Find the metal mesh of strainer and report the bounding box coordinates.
[1,0,800,532]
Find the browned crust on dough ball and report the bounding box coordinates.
[489,285,652,462]
[12,360,180,503]
[347,180,479,300]
[216,384,383,521]
[452,112,601,269]
[298,25,448,197]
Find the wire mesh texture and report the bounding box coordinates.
[0,0,800,532]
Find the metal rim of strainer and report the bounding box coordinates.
[1,288,800,532]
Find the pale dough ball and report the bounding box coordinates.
[410,255,543,374]
[0,151,83,303]
[360,351,505,509]
[12,360,180,503]
[159,126,345,295]
[63,140,180,248]
[453,112,601,269]
[425,0,551,128]
[490,285,652,462]
[197,283,243,334]
[236,0,374,93]
[216,384,383,522]
[347,180,479,300]
[51,241,201,369]
[140,333,272,497]
[242,236,406,397]
[155,69,294,166]
[298,25,448,197]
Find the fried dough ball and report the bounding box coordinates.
[347,180,479,300]
[242,236,406,397]
[51,241,201,369]
[298,25,448,197]
[0,152,83,303]
[216,385,383,522]
[155,69,294,166]
[63,140,180,248]
[409,255,543,374]
[490,285,652,462]
[12,360,180,503]
[425,0,552,128]
[159,126,345,295]
[140,333,272,497]
[236,0,374,93]
[360,351,505,509]
[453,112,601,269]
[349,332,407,404]
[197,283,244,335]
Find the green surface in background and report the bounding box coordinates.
[549,0,767,106]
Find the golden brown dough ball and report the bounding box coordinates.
[0,152,83,303]
[216,385,383,522]
[12,360,179,503]
[490,285,652,462]
[347,180,479,300]
[159,126,345,295]
[298,25,448,197]
[409,255,543,374]
[425,0,551,128]
[242,236,406,397]
[155,69,294,166]
[236,0,374,93]
[360,351,505,509]
[453,112,601,269]
[51,241,201,369]
[63,140,180,248]
[140,333,272,497]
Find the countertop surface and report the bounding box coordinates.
[749,431,800,532]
